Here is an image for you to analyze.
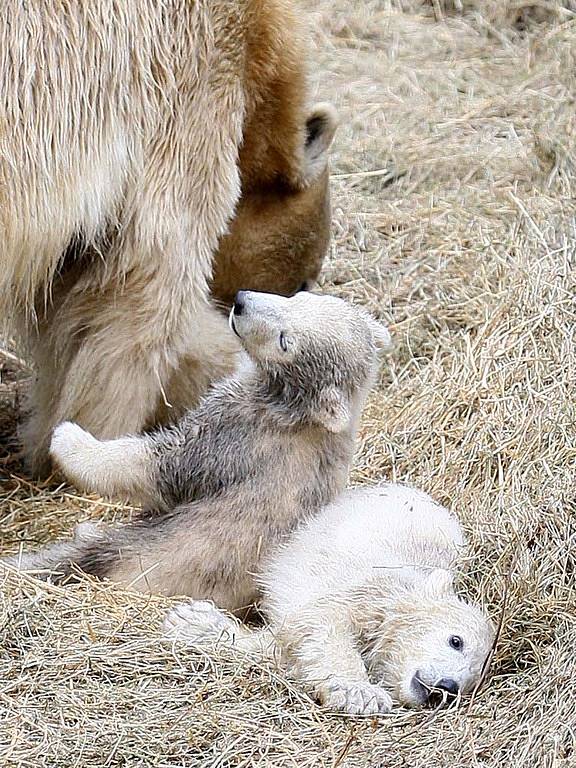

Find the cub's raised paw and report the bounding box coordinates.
[163,600,236,645]
[318,678,393,716]
[50,421,94,459]
[49,422,99,479]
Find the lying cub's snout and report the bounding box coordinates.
[426,677,460,708]
[411,673,461,708]
[436,677,459,696]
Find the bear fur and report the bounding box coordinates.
[164,483,495,714]
[0,0,337,473]
[5,291,391,612]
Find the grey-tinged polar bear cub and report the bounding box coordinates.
[164,483,495,715]
[8,291,391,611]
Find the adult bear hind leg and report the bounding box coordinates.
[22,257,237,475]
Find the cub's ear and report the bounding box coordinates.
[423,568,454,599]
[315,386,351,433]
[302,103,338,184]
[369,319,393,353]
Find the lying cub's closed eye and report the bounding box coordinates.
[279,331,289,352]
[449,635,464,651]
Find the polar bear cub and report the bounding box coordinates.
[8,290,391,613]
[164,483,495,714]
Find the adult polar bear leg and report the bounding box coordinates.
[22,260,237,474]
[22,66,245,474]
[280,609,393,716]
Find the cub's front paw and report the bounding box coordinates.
[318,677,393,715]
[163,600,236,644]
[49,422,97,476]
[50,421,92,454]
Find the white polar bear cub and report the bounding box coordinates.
[164,483,495,714]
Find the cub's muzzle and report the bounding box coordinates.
[411,673,460,708]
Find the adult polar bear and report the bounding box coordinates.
[0,0,337,473]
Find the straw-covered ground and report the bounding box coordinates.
[1,1,575,766]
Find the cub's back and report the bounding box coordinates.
[261,483,465,621]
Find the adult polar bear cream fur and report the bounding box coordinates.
[0,0,337,473]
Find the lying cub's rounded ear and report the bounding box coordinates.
[315,386,351,433]
[302,103,338,184]
[424,568,454,599]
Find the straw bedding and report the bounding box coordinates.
[1,1,575,765]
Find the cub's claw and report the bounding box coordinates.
[318,677,393,715]
[163,600,236,644]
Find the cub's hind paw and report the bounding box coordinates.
[163,600,236,645]
[318,678,393,716]
[74,521,103,543]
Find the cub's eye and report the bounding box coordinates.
[449,635,464,651]
[279,332,288,352]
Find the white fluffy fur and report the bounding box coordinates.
[164,483,494,714]
[50,422,158,507]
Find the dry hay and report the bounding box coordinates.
[1,1,576,766]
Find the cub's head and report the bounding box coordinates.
[368,571,495,709]
[229,289,391,431]
[211,104,338,307]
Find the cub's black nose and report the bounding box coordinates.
[425,677,460,708]
[435,678,459,697]
[233,290,247,316]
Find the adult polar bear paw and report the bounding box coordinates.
[163,600,236,644]
[318,678,393,716]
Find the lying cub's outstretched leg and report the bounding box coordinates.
[163,601,277,659]
[163,601,393,715]
[279,608,393,715]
